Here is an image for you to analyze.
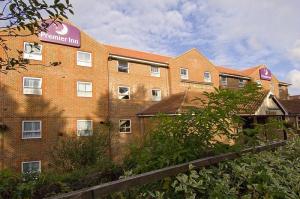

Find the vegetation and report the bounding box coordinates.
[0,0,73,73]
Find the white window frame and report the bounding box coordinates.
[204,71,212,83]
[256,80,262,87]
[118,60,129,73]
[21,161,41,174]
[77,51,92,67]
[22,120,42,139]
[221,76,227,85]
[239,79,245,87]
[151,89,161,101]
[118,86,130,100]
[180,68,189,80]
[77,81,93,97]
[119,119,131,134]
[77,120,93,136]
[23,42,43,61]
[150,66,160,77]
[23,77,42,95]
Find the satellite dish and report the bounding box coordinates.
[56,24,68,35]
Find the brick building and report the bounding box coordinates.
[0,20,295,173]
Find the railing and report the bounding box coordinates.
[49,141,286,199]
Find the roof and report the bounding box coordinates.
[279,99,300,115]
[278,81,292,86]
[241,66,261,76]
[238,91,269,115]
[216,66,250,78]
[137,91,207,116]
[104,45,171,64]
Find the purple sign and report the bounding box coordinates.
[259,68,272,81]
[39,21,80,47]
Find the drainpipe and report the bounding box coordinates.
[106,54,112,160]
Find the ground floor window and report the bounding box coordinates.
[22,161,41,173]
[297,116,300,129]
[119,119,131,133]
[22,120,42,139]
[77,120,93,136]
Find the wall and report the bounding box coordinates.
[219,76,250,89]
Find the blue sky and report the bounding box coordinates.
[70,0,300,94]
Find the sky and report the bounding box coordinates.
[70,0,300,95]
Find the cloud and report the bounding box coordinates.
[287,69,300,94]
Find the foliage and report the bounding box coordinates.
[124,83,263,173]
[49,129,112,172]
[141,137,300,199]
[0,0,73,73]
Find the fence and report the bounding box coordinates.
[50,141,286,199]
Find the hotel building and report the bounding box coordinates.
[0,21,297,173]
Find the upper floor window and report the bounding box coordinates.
[77,81,92,97]
[23,77,42,95]
[119,119,131,133]
[204,72,212,83]
[256,80,262,87]
[151,66,160,77]
[239,79,245,87]
[118,60,129,73]
[77,51,92,67]
[22,120,42,139]
[118,86,130,100]
[221,76,227,85]
[151,89,161,101]
[22,161,41,174]
[23,42,42,61]
[180,68,189,80]
[77,120,93,136]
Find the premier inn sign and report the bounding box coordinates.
[39,21,80,47]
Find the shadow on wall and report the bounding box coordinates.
[0,84,67,172]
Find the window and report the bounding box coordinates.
[239,79,245,87]
[221,76,227,85]
[151,89,161,101]
[150,66,160,77]
[118,60,129,73]
[77,120,93,136]
[77,81,92,97]
[23,77,42,95]
[22,161,41,173]
[118,86,130,100]
[297,116,300,130]
[204,72,212,83]
[256,80,262,87]
[77,51,92,67]
[119,119,131,133]
[23,42,42,61]
[180,68,188,80]
[22,121,42,139]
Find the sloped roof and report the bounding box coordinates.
[279,99,300,115]
[137,91,207,116]
[104,45,171,64]
[241,66,261,76]
[216,66,250,78]
[238,91,269,115]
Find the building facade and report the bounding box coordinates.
[0,21,294,172]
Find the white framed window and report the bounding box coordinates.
[118,60,129,73]
[119,119,131,133]
[118,86,130,100]
[297,116,300,130]
[77,51,92,67]
[256,80,262,87]
[151,89,161,101]
[221,76,227,85]
[239,79,245,87]
[180,68,189,80]
[23,77,42,95]
[150,66,160,77]
[23,42,42,61]
[22,161,41,173]
[77,120,93,136]
[77,81,92,97]
[22,120,42,139]
[204,72,212,83]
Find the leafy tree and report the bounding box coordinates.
[0,0,73,73]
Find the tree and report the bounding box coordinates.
[0,0,73,73]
